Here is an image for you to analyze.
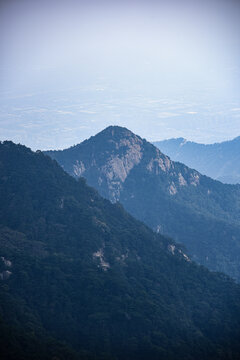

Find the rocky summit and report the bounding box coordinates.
[46,126,200,202]
[46,126,240,282]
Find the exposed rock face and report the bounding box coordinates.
[169,183,177,195]
[45,126,240,282]
[146,151,172,174]
[98,135,143,201]
[178,173,187,186]
[46,126,201,202]
[0,270,12,280]
[103,141,143,183]
[93,248,110,271]
[190,173,200,186]
[67,126,200,201]
[48,126,145,202]
[0,257,12,280]
[1,256,12,267]
[73,160,85,177]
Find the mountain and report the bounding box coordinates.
[46,126,240,282]
[153,136,240,184]
[1,140,240,359]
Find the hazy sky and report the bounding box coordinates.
[1,0,240,149]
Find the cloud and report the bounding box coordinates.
[230,108,240,112]
[56,110,75,115]
[24,108,48,113]
[157,112,180,118]
[79,110,97,114]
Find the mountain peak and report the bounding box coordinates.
[90,125,142,144]
[46,126,172,202]
[99,125,134,136]
[45,126,200,203]
[45,127,240,282]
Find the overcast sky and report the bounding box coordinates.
[1,0,240,149]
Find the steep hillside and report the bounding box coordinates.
[46,126,240,281]
[154,136,240,184]
[1,140,240,359]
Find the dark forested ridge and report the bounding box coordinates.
[153,136,240,184]
[1,140,240,359]
[45,126,240,282]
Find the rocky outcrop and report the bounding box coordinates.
[45,126,240,282]
[0,256,12,280]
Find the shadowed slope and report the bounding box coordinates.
[46,126,240,281]
[1,140,240,359]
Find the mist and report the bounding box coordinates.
[1,0,240,149]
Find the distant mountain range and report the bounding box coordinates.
[153,136,240,184]
[46,126,240,282]
[2,140,240,358]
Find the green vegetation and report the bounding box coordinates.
[46,126,240,282]
[1,140,240,359]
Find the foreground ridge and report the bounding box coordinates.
[1,140,239,359]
